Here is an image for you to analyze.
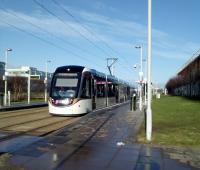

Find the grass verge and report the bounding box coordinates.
[137,95,200,148]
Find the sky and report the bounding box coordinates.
[0,0,200,88]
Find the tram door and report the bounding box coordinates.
[92,78,96,109]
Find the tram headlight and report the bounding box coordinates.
[49,97,73,106]
[50,97,58,105]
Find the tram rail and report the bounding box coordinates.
[0,107,80,142]
[0,102,129,144]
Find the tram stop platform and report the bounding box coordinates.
[0,102,47,111]
[0,104,199,170]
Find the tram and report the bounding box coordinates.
[48,65,131,116]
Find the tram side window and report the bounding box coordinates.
[108,84,115,97]
[81,77,91,99]
[97,84,105,97]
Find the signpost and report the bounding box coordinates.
[6,67,31,104]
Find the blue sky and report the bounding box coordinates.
[0,0,200,87]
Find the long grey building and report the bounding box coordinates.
[0,61,52,80]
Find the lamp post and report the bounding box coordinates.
[146,0,152,141]
[28,68,31,104]
[45,60,51,103]
[4,48,12,106]
[135,45,143,111]
[143,59,147,106]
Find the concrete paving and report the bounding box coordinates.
[0,104,199,170]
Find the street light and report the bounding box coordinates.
[146,0,152,141]
[4,48,12,106]
[135,45,143,111]
[135,45,143,72]
[45,60,51,103]
[143,59,147,106]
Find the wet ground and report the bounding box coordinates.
[0,103,199,170]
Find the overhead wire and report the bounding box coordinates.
[0,6,105,63]
[52,0,116,53]
[51,0,134,72]
[1,0,136,80]
[32,0,135,78]
[0,18,104,70]
[1,20,134,83]
[32,0,114,59]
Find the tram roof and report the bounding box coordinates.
[90,69,106,79]
[54,65,132,87]
[55,65,85,73]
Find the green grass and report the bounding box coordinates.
[137,95,200,148]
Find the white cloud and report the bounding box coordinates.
[0,9,99,41]
[1,7,199,64]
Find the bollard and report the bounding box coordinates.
[8,91,11,106]
[130,93,137,111]
[133,94,137,111]
[130,96,133,111]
